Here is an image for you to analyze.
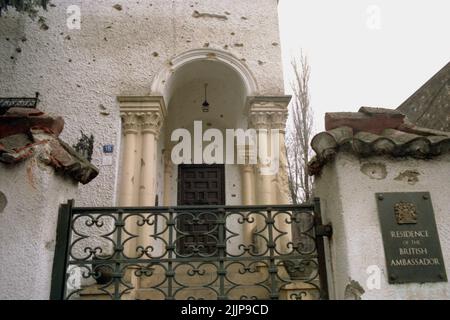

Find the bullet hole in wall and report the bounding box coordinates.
[0,191,7,213]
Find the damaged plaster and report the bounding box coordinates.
[0,191,6,213]
[344,279,365,300]
[360,162,387,180]
[192,10,228,21]
[0,108,98,184]
[394,170,420,185]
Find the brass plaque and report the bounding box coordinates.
[376,192,447,284]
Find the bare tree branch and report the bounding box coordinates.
[286,51,313,204]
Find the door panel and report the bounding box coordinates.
[177,165,225,255]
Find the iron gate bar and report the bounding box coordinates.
[50,200,74,300]
[70,204,319,213]
[313,198,331,300]
[51,200,332,300]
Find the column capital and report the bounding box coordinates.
[120,112,140,134]
[248,111,271,130]
[118,95,167,116]
[246,96,291,130]
[271,110,288,131]
[118,95,166,136]
[138,111,163,135]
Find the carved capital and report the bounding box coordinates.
[247,96,290,131]
[249,111,271,130]
[118,95,166,136]
[139,111,163,135]
[249,110,288,131]
[270,110,288,131]
[120,112,140,134]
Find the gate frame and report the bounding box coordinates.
[50,198,332,300]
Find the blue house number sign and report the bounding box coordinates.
[103,145,114,154]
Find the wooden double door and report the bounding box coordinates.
[177,165,225,255]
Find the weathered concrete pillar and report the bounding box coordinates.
[0,162,78,300]
[311,107,450,299]
[0,108,98,299]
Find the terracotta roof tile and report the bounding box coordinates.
[0,108,98,184]
[308,107,450,176]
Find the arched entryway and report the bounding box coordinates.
[161,50,254,208]
[117,48,292,255]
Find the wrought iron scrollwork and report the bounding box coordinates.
[56,204,329,300]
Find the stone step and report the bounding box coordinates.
[77,283,134,300]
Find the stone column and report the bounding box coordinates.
[137,111,163,251]
[241,164,256,206]
[271,110,292,254]
[118,96,167,257]
[272,111,290,205]
[249,111,275,205]
[138,111,162,207]
[247,110,273,254]
[247,96,292,255]
[247,96,291,205]
[119,113,140,206]
[240,153,256,245]
[119,113,141,258]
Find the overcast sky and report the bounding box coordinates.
[278,0,450,132]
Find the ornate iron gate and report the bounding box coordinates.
[50,199,331,300]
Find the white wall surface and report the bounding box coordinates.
[0,160,77,300]
[0,0,284,207]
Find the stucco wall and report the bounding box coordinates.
[315,152,450,300]
[0,0,284,207]
[0,160,77,300]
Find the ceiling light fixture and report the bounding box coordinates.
[202,83,210,113]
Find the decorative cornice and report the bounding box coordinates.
[118,95,167,118]
[246,95,291,113]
